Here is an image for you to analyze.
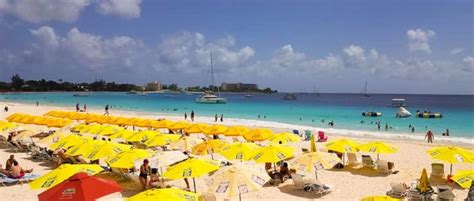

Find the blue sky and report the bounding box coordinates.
[0,0,473,94]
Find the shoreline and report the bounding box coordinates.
[1,100,472,147]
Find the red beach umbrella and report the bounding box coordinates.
[38,172,122,201]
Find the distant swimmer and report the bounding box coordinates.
[446,129,449,136]
[215,114,218,122]
[191,110,195,121]
[409,124,412,128]
[411,127,415,133]
[76,103,80,112]
[257,114,261,118]
[377,124,381,130]
[385,123,388,131]
[360,120,364,124]
[184,112,187,120]
[299,117,302,121]
[321,119,325,123]
[220,114,223,122]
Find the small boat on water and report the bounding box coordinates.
[361,81,371,98]
[244,94,253,98]
[389,98,406,107]
[396,107,412,118]
[282,93,297,100]
[416,111,442,118]
[362,111,382,117]
[196,91,227,104]
[73,93,88,97]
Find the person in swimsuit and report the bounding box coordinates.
[139,159,151,190]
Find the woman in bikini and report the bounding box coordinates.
[139,159,151,190]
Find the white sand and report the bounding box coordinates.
[0,101,472,201]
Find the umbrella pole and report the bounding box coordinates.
[239,193,242,201]
[450,164,452,175]
[193,177,197,193]
[377,154,379,161]
[314,169,318,181]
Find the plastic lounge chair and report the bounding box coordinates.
[199,193,217,201]
[386,183,406,198]
[362,155,376,168]
[292,130,300,136]
[377,160,391,175]
[304,130,312,141]
[436,188,455,201]
[346,153,360,166]
[302,182,334,196]
[290,173,318,190]
[430,163,444,180]
[317,131,328,142]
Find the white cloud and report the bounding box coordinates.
[463,56,474,72]
[156,32,255,73]
[407,28,436,54]
[97,0,141,19]
[450,48,464,55]
[0,0,90,23]
[28,26,145,72]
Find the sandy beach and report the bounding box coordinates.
[0,101,472,201]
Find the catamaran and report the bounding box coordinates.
[195,52,227,104]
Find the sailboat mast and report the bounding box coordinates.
[210,52,221,96]
[364,80,367,95]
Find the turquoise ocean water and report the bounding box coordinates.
[1,92,473,139]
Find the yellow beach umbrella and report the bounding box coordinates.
[251,144,295,163]
[427,146,474,175]
[85,142,131,160]
[168,121,190,130]
[71,124,88,132]
[97,125,123,136]
[223,125,249,137]
[64,140,104,156]
[126,188,198,201]
[106,149,153,169]
[126,130,158,142]
[8,113,27,122]
[185,123,209,134]
[325,138,360,153]
[135,119,155,128]
[418,168,432,193]
[49,135,88,150]
[80,124,103,134]
[150,119,175,129]
[243,128,273,142]
[358,141,398,160]
[452,169,474,189]
[289,151,341,180]
[163,158,220,192]
[29,164,104,189]
[0,122,16,131]
[360,195,402,201]
[218,142,260,161]
[114,117,131,125]
[203,125,228,135]
[170,136,204,152]
[144,134,181,147]
[109,129,135,140]
[207,163,270,200]
[192,139,228,157]
[36,132,68,146]
[268,132,301,144]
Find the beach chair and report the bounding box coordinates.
[386,183,406,198]
[317,131,328,142]
[199,193,217,201]
[346,153,360,166]
[304,130,312,141]
[430,163,444,180]
[435,186,455,201]
[377,160,391,175]
[362,155,376,168]
[290,173,318,190]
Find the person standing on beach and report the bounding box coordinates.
[83,104,87,112]
[191,111,195,121]
[36,101,38,107]
[385,123,388,131]
[184,112,187,120]
[412,127,415,133]
[220,114,223,122]
[377,123,380,130]
[75,103,80,112]
[3,106,8,112]
[425,130,434,143]
[215,114,218,122]
[446,129,449,136]
[104,105,109,116]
